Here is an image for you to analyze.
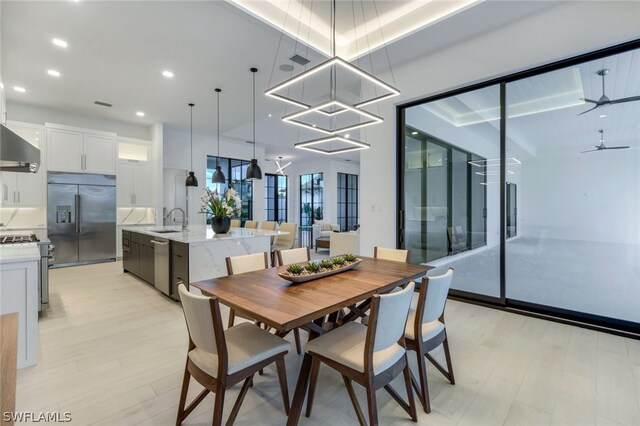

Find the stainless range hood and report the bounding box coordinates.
[0,124,40,172]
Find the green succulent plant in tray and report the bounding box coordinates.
[286,264,304,275]
[320,260,334,269]
[344,253,357,262]
[305,262,321,273]
[332,257,345,265]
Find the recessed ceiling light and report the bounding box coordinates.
[14,86,26,93]
[268,114,272,117]
[35,138,39,141]
[599,114,607,118]
[47,69,61,77]
[35,132,40,135]
[136,111,145,117]
[52,38,68,48]
[345,134,350,139]
[411,131,418,135]
[162,70,174,78]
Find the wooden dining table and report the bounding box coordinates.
[191,256,432,426]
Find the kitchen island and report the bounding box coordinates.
[121,225,286,300]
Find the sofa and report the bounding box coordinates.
[311,221,340,245]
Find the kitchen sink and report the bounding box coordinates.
[150,229,180,234]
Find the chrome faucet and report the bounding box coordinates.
[166,207,188,231]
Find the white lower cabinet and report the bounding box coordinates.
[0,259,39,368]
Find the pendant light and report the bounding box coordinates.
[185,103,198,187]
[211,88,226,184]
[246,67,262,181]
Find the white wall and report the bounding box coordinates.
[359,1,640,256]
[162,126,265,226]
[6,102,151,140]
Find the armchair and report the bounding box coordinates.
[311,221,339,245]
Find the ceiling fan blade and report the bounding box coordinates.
[581,98,599,104]
[603,146,630,150]
[581,149,599,153]
[577,104,599,116]
[609,95,640,105]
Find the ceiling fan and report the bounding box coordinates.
[581,129,629,153]
[578,69,640,116]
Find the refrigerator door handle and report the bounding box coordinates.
[75,194,81,233]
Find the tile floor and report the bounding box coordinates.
[16,261,640,425]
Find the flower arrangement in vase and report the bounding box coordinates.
[200,187,242,234]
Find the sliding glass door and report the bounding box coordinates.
[398,40,640,332]
[401,84,500,298]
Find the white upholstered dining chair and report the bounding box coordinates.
[230,219,241,228]
[243,220,258,229]
[374,246,410,263]
[304,283,417,425]
[405,268,455,413]
[260,221,277,231]
[176,284,291,425]
[271,223,298,265]
[225,252,302,355]
[276,247,310,267]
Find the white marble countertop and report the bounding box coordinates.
[0,244,41,263]
[121,225,287,244]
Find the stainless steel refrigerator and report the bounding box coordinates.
[47,172,116,266]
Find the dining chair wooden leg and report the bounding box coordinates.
[175,362,191,425]
[183,389,210,420]
[228,310,236,328]
[226,376,253,425]
[212,385,225,426]
[342,375,366,426]
[365,381,379,426]
[276,358,291,415]
[442,335,455,384]
[294,329,302,355]
[305,357,321,418]
[403,364,418,422]
[415,348,431,413]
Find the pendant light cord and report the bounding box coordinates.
[189,103,194,171]
[252,68,256,158]
[216,89,221,165]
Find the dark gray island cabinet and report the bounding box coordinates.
[122,230,188,300]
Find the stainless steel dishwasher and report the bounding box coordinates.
[151,238,170,296]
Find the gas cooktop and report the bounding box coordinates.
[0,234,40,244]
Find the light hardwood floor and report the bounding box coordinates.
[16,261,640,425]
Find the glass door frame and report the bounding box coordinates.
[396,38,640,336]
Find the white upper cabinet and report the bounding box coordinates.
[3,122,45,207]
[84,134,116,174]
[132,163,150,206]
[116,140,152,207]
[47,128,83,172]
[46,126,116,174]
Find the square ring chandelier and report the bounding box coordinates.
[294,135,371,155]
[265,0,400,155]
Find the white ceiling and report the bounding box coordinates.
[230,0,480,60]
[1,0,582,162]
